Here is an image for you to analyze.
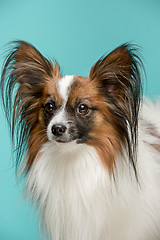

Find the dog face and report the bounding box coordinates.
[1,41,142,172]
[41,75,106,145]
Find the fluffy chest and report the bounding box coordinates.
[27,142,140,240]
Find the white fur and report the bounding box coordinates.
[27,99,160,240]
[47,106,67,140]
[57,75,75,102]
[47,75,75,140]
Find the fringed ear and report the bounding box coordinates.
[14,41,60,80]
[1,41,60,122]
[1,41,60,171]
[89,44,144,176]
[89,44,142,100]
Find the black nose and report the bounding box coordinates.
[52,124,67,136]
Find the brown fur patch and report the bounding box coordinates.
[145,122,160,139]
[150,144,160,152]
[88,44,143,177]
[27,70,62,170]
[1,41,62,172]
[27,125,48,169]
[68,76,123,171]
[143,121,160,153]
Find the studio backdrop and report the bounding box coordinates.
[0,0,160,239]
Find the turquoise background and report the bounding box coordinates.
[0,0,160,239]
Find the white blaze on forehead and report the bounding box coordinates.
[57,75,75,102]
[47,75,75,140]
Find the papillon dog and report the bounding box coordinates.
[1,41,160,240]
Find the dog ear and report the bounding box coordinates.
[1,41,61,171]
[3,40,60,86]
[89,44,143,124]
[1,41,61,120]
[89,44,142,100]
[89,44,143,176]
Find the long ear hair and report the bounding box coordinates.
[1,41,60,172]
[89,43,144,177]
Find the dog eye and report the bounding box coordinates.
[44,102,56,113]
[77,104,89,115]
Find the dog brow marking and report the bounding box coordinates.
[57,75,75,103]
[47,75,75,134]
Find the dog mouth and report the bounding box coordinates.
[54,135,77,144]
[55,136,86,144]
[56,139,72,143]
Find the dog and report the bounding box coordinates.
[1,41,160,240]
